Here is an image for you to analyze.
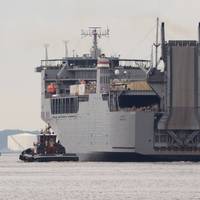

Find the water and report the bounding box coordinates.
[0,154,200,200]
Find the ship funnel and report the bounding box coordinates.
[96,55,110,95]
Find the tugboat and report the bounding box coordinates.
[19,125,79,162]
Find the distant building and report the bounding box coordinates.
[7,133,37,151]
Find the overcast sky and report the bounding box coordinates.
[0,0,200,130]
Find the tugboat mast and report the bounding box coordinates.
[81,27,109,58]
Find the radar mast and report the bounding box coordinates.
[81,27,109,58]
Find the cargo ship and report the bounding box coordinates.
[35,23,200,161]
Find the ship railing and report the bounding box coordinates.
[41,59,66,67]
[118,59,151,70]
[40,58,151,68]
[40,61,96,69]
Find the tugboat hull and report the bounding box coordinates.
[19,153,79,162]
[19,128,79,162]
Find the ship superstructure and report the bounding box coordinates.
[36,23,200,161]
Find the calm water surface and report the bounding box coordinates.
[0,154,200,200]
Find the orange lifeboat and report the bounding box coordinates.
[47,83,56,94]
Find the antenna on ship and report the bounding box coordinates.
[72,49,75,57]
[153,17,160,68]
[81,27,109,58]
[44,43,49,66]
[63,40,69,57]
[151,45,154,67]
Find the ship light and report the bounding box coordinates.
[114,69,120,75]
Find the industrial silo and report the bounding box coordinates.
[7,133,37,151]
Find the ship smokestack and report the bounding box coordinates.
[96,54,110,95]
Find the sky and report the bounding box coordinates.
[0,0,200,130]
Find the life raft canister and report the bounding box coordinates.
[47,83,57,94]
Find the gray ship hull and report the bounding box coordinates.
[76,152,200,162]
[46,94,137,155]
[42,94,200,161]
